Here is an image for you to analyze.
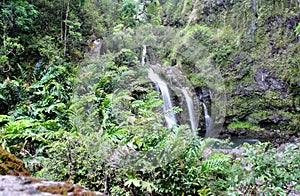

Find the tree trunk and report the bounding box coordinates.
[63,0,71,57]
[60,0,64,43]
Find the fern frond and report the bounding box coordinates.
[201,153,232,172]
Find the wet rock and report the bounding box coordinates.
[86,36,103,57]
[269,113,282,123]
[226,129,247,137]
[254,67,286,91]
[220,127,300,147]
[0,175,106,196]
[197,87,210,102]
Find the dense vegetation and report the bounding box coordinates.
[0,0,299,195]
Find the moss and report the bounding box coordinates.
[261,90,293,108]
[37,183,74,195]
[37,183,101,196]
[0,146,30,176]
[227,121,261,131]
[227,95,264,117]
[277,111,300,131]
[25,177,42,183]
[247,110,272,122]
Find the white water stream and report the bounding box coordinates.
[203,103,212,137]
[141,45,146,67]
[148,68,177,128]
[181,88,197,133]
[143,45,199,132]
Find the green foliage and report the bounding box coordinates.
[0,115,11,125]
[33,51,221,195]
[0,118,62,154]
[0,36,24,70]
[82,0,122,35]
[161,0,192,26]
[143,0,162,25]
[0,0,38,75]
[0,79,23,114]
[295,23,300,36]
[0,60,75,172]
[0,0,299,195]
[34,35,62,61]
[37,128,232,195]
[153,139,231,195]
[0,0,38,33]
[227,142,300,195]
[228,121,261,131]
[119,0,138,28]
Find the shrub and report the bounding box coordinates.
[226,142,300,195]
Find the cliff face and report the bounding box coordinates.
[220,1,299,133]
[162,0,300,135]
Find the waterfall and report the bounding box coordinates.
[148,68,177,128]
[202,103,212,137]
[141,45,146,66]
[181,88,197,133]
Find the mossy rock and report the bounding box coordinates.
[0,146,30,176]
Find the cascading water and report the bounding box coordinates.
[181,88,197,133]
[148,68,177,128]
[141,45,146,67]
[202,103,212,137]
[143,45,199,131]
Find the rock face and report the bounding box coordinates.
[0,175,58,196]
[222,3,300,132]
[164,0,300,136]
[0,175,106,196]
